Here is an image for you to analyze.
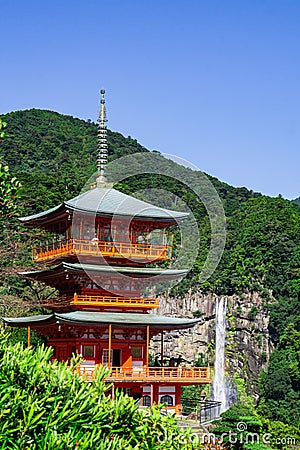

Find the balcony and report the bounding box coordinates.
[33,239,172,263]
[77,365,211,384]
[42,293,159,309]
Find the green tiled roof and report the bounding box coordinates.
[3,311,199,330]
[19,186,188,224]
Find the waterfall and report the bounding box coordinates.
[211,297,228,413]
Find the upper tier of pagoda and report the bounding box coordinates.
[20,184,188,265]
[19,89,188,266]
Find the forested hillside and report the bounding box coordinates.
[1,109,300,428]
[293,197,300,206]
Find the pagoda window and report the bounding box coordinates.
[143,395,151,407]
[131,346,143,359]
[102,349,112,366]
[160,395,174,406]
[82,345,95,358]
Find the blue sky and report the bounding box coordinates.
[1,0,300,199]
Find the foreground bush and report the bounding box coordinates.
[213,404,300,450]
[0,331,201,449]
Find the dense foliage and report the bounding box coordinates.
[209,196,300,299]
[0,118,22,230]
[0,158,22,230]
[0,331,202,450]
[213,404,300,450]
[292,197,300,206]
[257,324,300,427]
[0,109,147,213]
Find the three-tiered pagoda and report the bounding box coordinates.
[3,90,211,413]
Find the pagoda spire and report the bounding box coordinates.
[96,89,108,184]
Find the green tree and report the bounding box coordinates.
[0,118,22,228]
[260,417,300,449]
[0,158,22,226]
[213,404,270,449]
[258,324,300,426]
[0,118,7,139]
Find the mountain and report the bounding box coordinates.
[293,197,300,206]
[1,108,259,214]
[1,108,300,426]
[1,108,298,299]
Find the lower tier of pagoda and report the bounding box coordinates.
[2,310,211,413]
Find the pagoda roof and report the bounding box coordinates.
[2,311,199,330]
[19,186,188,227]
[19,262,187,280]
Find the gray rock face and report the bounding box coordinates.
[150,291,273,397]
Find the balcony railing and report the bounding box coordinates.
[72,294,159,308]
[42,294,159,309]
[33,239,172,262]
[77,365,211,384]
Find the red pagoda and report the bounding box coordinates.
[3,90,211,413]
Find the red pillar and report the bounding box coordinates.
[175,385,182,415]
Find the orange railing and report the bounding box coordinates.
[42,294,159,309]
[33,239,172,262]
[72,294,159,308]
[77,365,211,383]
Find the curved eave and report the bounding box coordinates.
[18,203,67,228]
[2,312,200,330]
[3,314,54,326]
[19,263,188,281]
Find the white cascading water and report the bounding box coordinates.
[211,297,228,413]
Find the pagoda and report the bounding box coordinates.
[3,90,211,413]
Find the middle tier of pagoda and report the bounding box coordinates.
[20,262,187,311]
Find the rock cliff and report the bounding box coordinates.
[150,291,273,397]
